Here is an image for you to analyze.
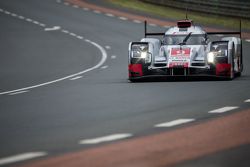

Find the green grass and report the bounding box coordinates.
[108,0,250,31]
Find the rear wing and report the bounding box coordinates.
[144,20,242,38]
[144,21,164,37]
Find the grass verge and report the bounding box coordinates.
[108,0,250,31]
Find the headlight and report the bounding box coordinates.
[141,51,151,63]
[207,52,215,63]
[130,44,151,63]
[131,44,148,58]
[141,51,147,58]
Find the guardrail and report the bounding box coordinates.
[141,0,250,19]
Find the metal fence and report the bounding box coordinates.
[141,0,250,19]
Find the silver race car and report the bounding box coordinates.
[128,20,243,81]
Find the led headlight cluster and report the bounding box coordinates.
[207,52,215,63]
[141,51,151,63]
[140,51,147,58]
[131,44,151,63]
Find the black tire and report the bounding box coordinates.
[229,44,235,80]
[128,78,137,83]
[236,50,243,77]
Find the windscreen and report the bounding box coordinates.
[163,34,206,45]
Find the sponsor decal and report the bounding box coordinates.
[171,48,191,56]
[169,62,189,68]
[169,48,191,68]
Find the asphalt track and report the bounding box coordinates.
[0,0,250,166]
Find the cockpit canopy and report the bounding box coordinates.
[162,34,207,45]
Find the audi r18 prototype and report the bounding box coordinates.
[128,20,243,81]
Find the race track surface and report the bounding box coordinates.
[0,0,250,166]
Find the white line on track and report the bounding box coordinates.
[155,119,195,127]
[0,40,107,95]
[79,134,132,144]
[0,152,47,166]
[18,15,25,19]
[33,21,39,25]
[69,32,76,37]
[111,55,116,59]
[1,8,47,30]
[76,35,83,39]
[149,23,157,27]
[26,18,33,22]
[84,39,91,42]
[105,45,111,49]
[61,29,69,34]
[0,8,107,95]
[9,90,29,96]
[164,25,170,28]
[83,7,89,11]
[246,39,250,42]
[56,0,61,3]
[64,2,69,6]
[4,11,10,15]
[39,23,46,27]
[44,26,61,31]
[119,17,128,20]
[106,13,114,17]
[70,76,82,80]
[244,99,250,103]
[73,5,79,8]
[133,20,142,24]
[101,65,108,69]
[11,13,17,17]
[208,106,239,113]
[93,10,101,14]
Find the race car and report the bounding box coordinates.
[128,20,243,81]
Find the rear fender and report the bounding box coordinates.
[222,37,242,72]
[209,41,233,77]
